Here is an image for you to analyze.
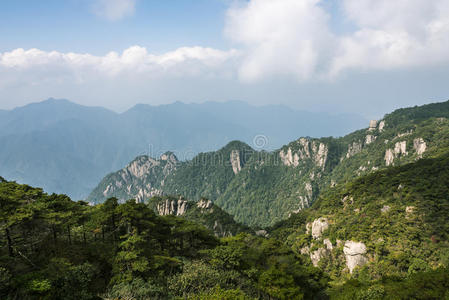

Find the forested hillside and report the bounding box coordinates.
[269,152,449,298]
[2,158,449,299]
[0,178,328,299]
[90,100,449,227]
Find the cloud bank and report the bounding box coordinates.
[226,0,449,81]
[1,0,449,112]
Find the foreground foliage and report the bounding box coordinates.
[0,179,327,299]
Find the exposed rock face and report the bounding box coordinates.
[385,149,395,166]
[157,197,189,216]
[279,147,299,167]
[255,230,268,237]
[314,142,328,169]
[197,198,213,210]
[230,150,242,174]
[368,120,378,131]
[311,217,329,239]
[365,135,376,145]
[94,154,178,203]
[385,141,408,166]
[413,138,427,157]
[323,238,333,250]
[378,120,385,132]
[280,139,328,170]
[343,241,368,273]
[128,156,160,178]
[160,152,178,164]
[394,141,408,155]
[346,142,362,158]
[310,248,328,267]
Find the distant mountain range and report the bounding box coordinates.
[0,98,367,199]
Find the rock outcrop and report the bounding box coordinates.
[365,135,376,145]
[394,141,408,155]
[91,153,178,203]
[343,241,367,273]
[378,120,385,132]
[368,120,378,131]
[279,147,299,167]
[413,138,427,157]
[279,139,328,169]
[230,150,243,174]
[197,198,213,210]
[157,197,189,216]
[314,142,328,169]
[310,217,329,239]
[310,248,328,267]
[385,149,395,166]
[323,238,333,250]
[346,142,362,158]
[385,141,408,166]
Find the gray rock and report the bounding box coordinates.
[413,138,427,157]
[385,149,394,166]
[255,230,268,237]
[310,248,328,267]
[343,241,367,273]
[230,150,242,174]
[323,238,333,250]
[368,120,378,131]
[311,217,329,239]
[378,120,385,132]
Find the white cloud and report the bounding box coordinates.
[92,0,137,21]
[225,0,335,81]
[0,46,239,81]
[225,0,449,81]
[1,0,449,101]
[330,0,449,75]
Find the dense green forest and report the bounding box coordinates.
[269,152,449,298]
[0,177,327,299]
[2,154,449,299]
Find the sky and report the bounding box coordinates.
[0,0,449,118]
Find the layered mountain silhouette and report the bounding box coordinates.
[0,98,367,199]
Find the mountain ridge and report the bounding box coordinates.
[0,98,367,199]
[89,99,449,227]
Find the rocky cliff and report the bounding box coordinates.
[147,196,251,237]
[89,100,449,227]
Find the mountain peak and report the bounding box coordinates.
[220,140,254,153]
[160,151,178,163]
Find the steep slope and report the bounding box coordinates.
[0,98,366,199]
[88,152,179,203]
[269,152,449,280]
[88,141,253,203]
[90,100,449,227]
[147,196,252,237]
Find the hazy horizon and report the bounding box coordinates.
[1,1,449,118]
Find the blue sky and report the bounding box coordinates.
[0,0,448,118]
[0,0,229,54]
